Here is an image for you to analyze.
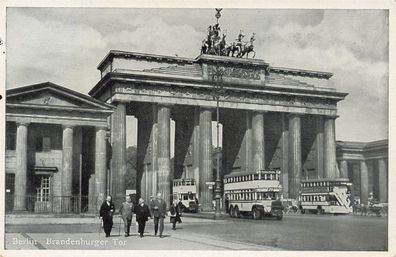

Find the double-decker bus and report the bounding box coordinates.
[299,178,353,214]
[223,169,284,220]
[172,178,198,213]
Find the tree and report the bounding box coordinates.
[125,146,137,190]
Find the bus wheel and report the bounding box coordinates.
[276,212,283,220]
[252,208,262,220]
[301,209,305,214]
[234,206,241,218]
[317,206,324,215]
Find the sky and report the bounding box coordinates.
[6,8,389,145]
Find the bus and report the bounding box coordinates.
[172,178,198,213]
[223,169,284,220]
[299,178,353,214]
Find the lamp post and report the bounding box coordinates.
[211,65,224,218]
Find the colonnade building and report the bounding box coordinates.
[5,51,388,213]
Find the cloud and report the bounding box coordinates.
[251,9,388,141]
[7,9,107,93]
[106,16,202,58]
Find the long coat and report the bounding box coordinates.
[119,202,134,220]
[135,203,151,222]
[169,203,182,224]
[151,199,167,218]
[99,201,115,221]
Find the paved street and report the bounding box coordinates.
[5,214,387,251]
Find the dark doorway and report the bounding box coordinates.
[5,173,15,213]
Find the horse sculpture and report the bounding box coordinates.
[200,24,256,59]
[236,34,256,58]
[225,42,239,57]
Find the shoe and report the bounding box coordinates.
[139,234,143,238]
[154,233,157,236]
[124,234,128,237]
[105,234,110,238]
[160,235,163,238]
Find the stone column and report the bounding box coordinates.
[111,102,127,207]
[281,113,289,198]
[316,116,324,178]
[193,107,200,197]
[245,111,253,172]
[324,117,337,178]
[252,112,265,171]
[339,160,348,179]
[95,127,107,210]
[199,108,213,211]
[360,161,369,205]
[157,105,171,205]
[378,158,387,202]
[14,122,29,211]
[288,114,301,199]
[62,125,74,212]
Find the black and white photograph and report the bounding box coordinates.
[1,0,394,254]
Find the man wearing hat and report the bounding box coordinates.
[134,198,151,237]
[151,193,167,238]
[119,195,134,237]
[99,195,115,237]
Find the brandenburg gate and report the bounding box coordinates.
[89,50,347,209]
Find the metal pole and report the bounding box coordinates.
[214,80,222,218]
[79,154,82,213]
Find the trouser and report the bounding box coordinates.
[154,216,164,236]
[138,220,146,235]
[123,218,132,235]
[103,218,113,236]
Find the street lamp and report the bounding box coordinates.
[211,65,225,218]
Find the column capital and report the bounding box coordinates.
[62,124,75,130]
[157,103,173,108]
[323,115,339,120]
[95,126,108,132]
[288,113,303,118]
[199,106,216,112]
[16,121,30,127]
[252,110,268,115]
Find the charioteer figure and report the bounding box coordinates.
[235,30,245,54]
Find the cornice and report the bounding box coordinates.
[91,72,347,102]
[6,103,114,115]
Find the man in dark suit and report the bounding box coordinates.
[119,195,134,237]
[134,198,151,237]
[152,192,167,238]
[99,195,115,237]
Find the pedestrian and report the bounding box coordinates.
[119,195,134,237]
[169,199,182,230]
[99,195,115,237]
[149,196,154,214]
[225,195,230,213]
[152,192,167,238]
[134,198,151,238]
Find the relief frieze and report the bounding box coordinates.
[207,65,262,81]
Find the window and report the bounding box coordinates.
[36,137,51,152]
[36,176,51,202]
[183,195,188,200]
[6,123,16,150]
